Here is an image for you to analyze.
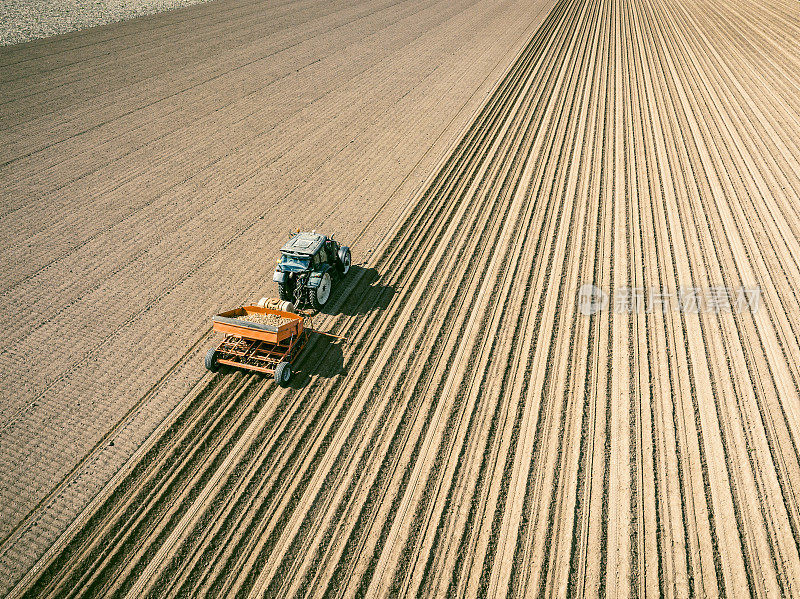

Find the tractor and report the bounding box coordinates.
[272,231,351,310]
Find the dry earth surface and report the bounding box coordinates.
[2,0,800,596]
[0,0,553,591]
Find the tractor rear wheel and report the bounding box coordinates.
[309,272,332,310]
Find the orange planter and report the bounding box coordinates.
[207,304,309,382]
[212,305,303,343]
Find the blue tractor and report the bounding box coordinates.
[273,231,351,310]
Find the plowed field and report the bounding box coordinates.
[3,0,800,596]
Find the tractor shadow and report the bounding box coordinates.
[321,265,396,317]
[286,266,393,387]
[288,330,346,388]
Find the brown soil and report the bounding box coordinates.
[0,0,551,589]
[4,0,800,596]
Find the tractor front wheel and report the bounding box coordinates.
[337,247,351,275]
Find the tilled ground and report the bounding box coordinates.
[0,0,552,591]
[4,0,800,596]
